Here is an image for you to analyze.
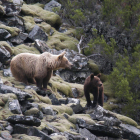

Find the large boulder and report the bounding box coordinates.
[0,0,23,16]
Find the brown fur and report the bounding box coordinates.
[84,73,104,107]
[10,51,72,89]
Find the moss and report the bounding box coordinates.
[0,24,20,37]
[38,103,73,115]
[23,16,36,32]
[0,93,17,107]
[37,22,51,34]
[24,108,39,116]
[48,115,76,133]
[113,113,138,127]
[0,5,5,15]
[21,4,61,29]
[50,75,84,97]
[47,30,78,51]
[0,41,14,55]
[88,59,100,75]
[12,44,40,55]
[68,114,96,125]
[64,28,77,37]
[12,134,40,140]
[0,100,15,120]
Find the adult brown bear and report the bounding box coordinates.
[10,51,72,90]
[84,73,104,107]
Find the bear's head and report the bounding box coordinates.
[57,51,72,69]
[90,73,102,88]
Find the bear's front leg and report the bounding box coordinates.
[92,88,99,107]
[84,90,92,108]
[43,70,52,90]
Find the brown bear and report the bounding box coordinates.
[10,51,72,89]
[84,73,104,107]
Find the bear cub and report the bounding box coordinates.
[84,73,104,108]
[10,51,72,90]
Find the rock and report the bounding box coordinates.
[13,124,52,140]
[0,46,11,64]
[0,84,32,101]
[79,128,97,140]
[71,88,79,98]
[59,98,67,104]
[49,94,61,105]
[9,99,22,114]
[67,98,80,104]
[42,106,55,116]
[10,32,28,45]
[7,115,41,127]
[88,54,112,74]
[86,123,122,138]
[1,0,23,16]
[44,0,61,12]
[89,106,121,126]
[28,25,48,42]
[0,131,12,140]
[3,68,12,77]
[24,108,44,120]
[34,39,50,53]
[120,123,140,140]
[0,29,11,40]
[5,16,24,32]
[69,103,84,114]
[5,125,13,134]
[35,88,52,96]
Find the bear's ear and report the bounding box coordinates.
[58,51,66,60]
[97,73,101,78]
[90,73,94,80]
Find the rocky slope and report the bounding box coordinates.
[0,0,140,140]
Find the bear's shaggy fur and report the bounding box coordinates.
[10,51,72,89]
[84,73,104,107]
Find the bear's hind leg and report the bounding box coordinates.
[43,70,52,90]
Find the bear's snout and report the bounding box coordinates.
[67,62,73,69]
[99,84,102,87]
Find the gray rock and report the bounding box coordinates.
[90,106,121,126]
[42,106,55,115]
[0,131,12,140]
[9,99,22,114]
[49,94,61,105]
[10,32,28,45]
[7,115,41,127]
[3,68,12,77]
[70,103,84,114]
[6,16,24,32]
[120,123,140,140]
[44,0,61,12]
[67,98,80,104]
[86,124,122,138]
[5,125,13,134]
[79,128,98,140]
[28,25,48,42]
[72,88,79,98]
[1,0,23,16]
[13,124,52,140]
[0,84,32,101]
[0,46,11,64]
[0,29,11,40]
